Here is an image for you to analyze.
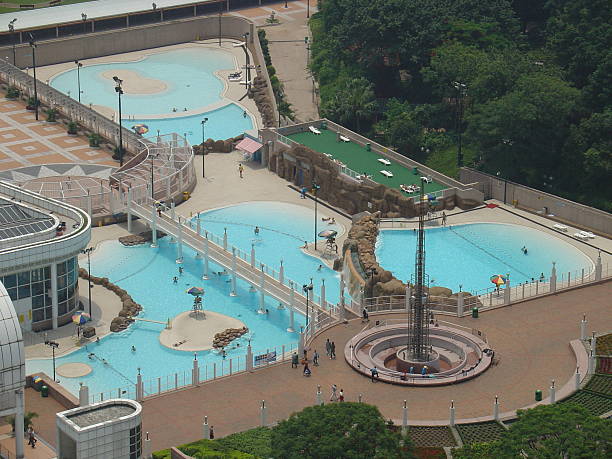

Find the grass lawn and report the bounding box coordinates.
[287,129,447,194]
[425,144,477,180]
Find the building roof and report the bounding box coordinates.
[0,282,25,397]
[0,0,211,32]
[236,137,263,154]
[0,198,55,241]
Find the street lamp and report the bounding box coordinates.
[302,280,313,326]
[312,182,320,250]
[74,60,83,103]
[113,76,124,166]
[201,117,208,178]
[81,13,87,34]
[366,267,378,297]
[8,19,17,66]
[452,81,467,168]
[81,247,93,316]
[44,340,60,381]
[149,153,158,199]
[307,0,310,18]
[28,33,38,121]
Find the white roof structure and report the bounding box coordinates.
[0,282,24,415]
[0,0,209,32]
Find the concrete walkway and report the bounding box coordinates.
[136,282,611,451]
[230,1,320,121]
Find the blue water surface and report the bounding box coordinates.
[50,47,253,141]
[376,223,592,294]
[26,202,344,397]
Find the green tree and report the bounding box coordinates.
[375,99,423,157]
[499,404,612,458]
[322,77,376,131]
[546,0,612,88]
[271,402,412,459]
[466,71,579,185]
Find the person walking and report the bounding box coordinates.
[339,388,344,402]
[330,384,338,402]
[330,341,336,359]
[27,427,36,448]
[291,352,299,368]
[442,211,447,226]
[313,350,319,366]
[370,366,379,382]
[362,307,369,322]
[325,338,331,357]
[209,426,215,439]
[238,163,244,178]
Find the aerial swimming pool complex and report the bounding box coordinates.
[49,46,254,143]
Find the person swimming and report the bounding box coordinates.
[131,345,136,352]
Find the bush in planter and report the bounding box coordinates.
[6,86,20,99]
[26,96,39,110]
[67,121,78,135]
[88,133,101,148]
[45,108,58,123]
[112,146,124,161]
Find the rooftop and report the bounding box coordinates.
[0,198,55,241]
[286,129,447,193]
[66,403,136,428]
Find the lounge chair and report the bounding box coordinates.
[553,224,568,232]
[574,232,589,240]
[377,158,391,166]
[579,230,596,239]
[309,126,322,135]
[339,135,350,142]
[380,170,393,178]
[420,176,433,184]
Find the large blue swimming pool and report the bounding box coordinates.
[49,47,253,142]
[26,202,344,398]
[376,223,592,293]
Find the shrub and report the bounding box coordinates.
[217,427,272,458]
[67,121,78,135]
[46,108,58,122]
[26,96,39,109]
[6,86,20,99]
[88,133,101,147]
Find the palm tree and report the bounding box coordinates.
[7,412,39,433]
[327,77,376,131]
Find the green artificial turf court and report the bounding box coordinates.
[287,129,447,194]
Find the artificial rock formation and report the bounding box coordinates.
[212,327,249,349]
[119,230,166,246]
[78,268,143,332]
[249,75,276,127]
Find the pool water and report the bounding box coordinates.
[129,104,253,146]
[376,223,592,294]
[26,202,344,397]
[49,47,253,141]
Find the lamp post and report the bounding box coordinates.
[201,117,208,178]
[366,267,378,298]
[150,153,158,199]
[81,13,87,34]
[81,248,93,316]
[243,32,251,92]
[28,34,38,121]
[307,0,310,18]
[302,280,313,326]
[8,19,17,66]
[74,60,83,103]
[113,76,124,166]
[312,182,320,250]
[44,340,59,381]
[452,81,466,168]
[496,171,508,204]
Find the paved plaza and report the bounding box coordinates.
[0,98,116,172]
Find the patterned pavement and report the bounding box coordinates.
[0,97,116,173]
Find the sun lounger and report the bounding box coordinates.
[339,135,350,142]
[553,224,568,232]
[579,230,596,239]
[380,170,394,178]
[377,158,391,166]
[420,176,433,184]
[574,232,589,240]
[309,126,321,135]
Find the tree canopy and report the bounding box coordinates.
[309,0,612,210]
[270,402,412,459]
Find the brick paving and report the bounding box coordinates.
[0,97,115,171]
[124,282,612,451]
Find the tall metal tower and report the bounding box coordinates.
[408,179,431,361]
